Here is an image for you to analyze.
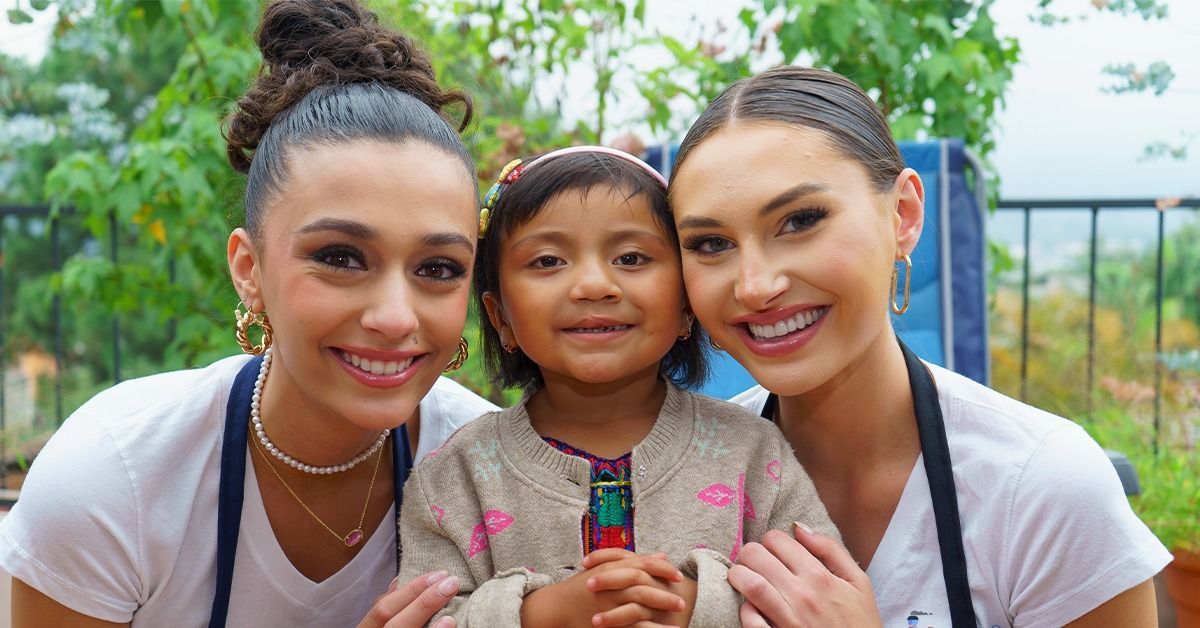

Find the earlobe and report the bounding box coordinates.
[227,228,263,310]
[893,167,925,256]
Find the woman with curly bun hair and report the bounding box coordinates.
[0,1,493,626]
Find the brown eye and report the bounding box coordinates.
[415,258,466,282]
[312,246,366,270]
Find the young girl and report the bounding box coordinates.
[397,146,839,627]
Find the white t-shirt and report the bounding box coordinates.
[730,362,1171,628]
[0,354,497,626]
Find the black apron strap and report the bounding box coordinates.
[392,423,414,569]
[757,341,975,627]
[208,356,262,628]
[899,340,975,628]
[209,358,417,625]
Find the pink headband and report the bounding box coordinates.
[479,145,667,237]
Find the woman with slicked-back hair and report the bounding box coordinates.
[666,65,1169,627]
[0,1,493,626]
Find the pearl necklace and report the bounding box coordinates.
[251,348,390,475]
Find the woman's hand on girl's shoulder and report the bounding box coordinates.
[357,571,459,628]
[729,524,881,628]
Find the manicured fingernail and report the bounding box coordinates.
[592,614,604,627]
[794,521,814,535]
[436,575,459,596]
[586,576,597,590]
[426,570,448,586]
[433,618,457,628]
[387,575,401,592]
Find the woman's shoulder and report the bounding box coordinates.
[420,377,500,431]
[21,355,247,484]
[414,377,501,461]
[928,363,1124,498]
[929,362,1084,444]
[78,354,252,429]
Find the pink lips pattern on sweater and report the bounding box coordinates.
[467,509,515,558]
[696,473,756,561]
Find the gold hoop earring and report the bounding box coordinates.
[710,338,724,352]
[444,337,468,372]
[235,302,273,355]
[890,254,912,315]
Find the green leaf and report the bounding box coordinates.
[30,0,51,11]
[923,52,958,88]
[6,8,33,24]
[921,14,953,44]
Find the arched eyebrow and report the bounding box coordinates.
[677,182,831,230]
[297,218,473,252]
[299,218,377,239]
[422,232,474,253]
[760,182,830,216]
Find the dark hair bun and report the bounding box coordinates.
[225,0,472,174]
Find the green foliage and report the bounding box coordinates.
[745,0,1018,158]
[1088,405,1199,553]
[1102,61,1175,96]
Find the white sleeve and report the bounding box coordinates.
[0,411,144,622]
[1003,423,1171,627]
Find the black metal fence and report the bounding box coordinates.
[0,204,139,488]
[996,198,1200,449]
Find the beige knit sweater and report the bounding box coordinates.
[398,384,839,627]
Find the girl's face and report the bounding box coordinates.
[670,123,922,397]
[484,185,687,388]
[228,140,477,432]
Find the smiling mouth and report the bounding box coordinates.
[338,350,416,375]
[564,324,632,333]
[745,306,829,341]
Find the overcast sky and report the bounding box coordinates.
[2,0,1196,201]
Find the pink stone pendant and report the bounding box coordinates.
[344,528,364,547]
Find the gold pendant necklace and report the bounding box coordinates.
[251,427,387,547]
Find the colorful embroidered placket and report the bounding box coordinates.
[544,437,636,553]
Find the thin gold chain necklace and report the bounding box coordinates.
[251,426,387,547]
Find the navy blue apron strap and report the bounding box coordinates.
[757,340,975,627]
[208,356,263,628]
[899,340,975,628]
[392,424,414,569]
